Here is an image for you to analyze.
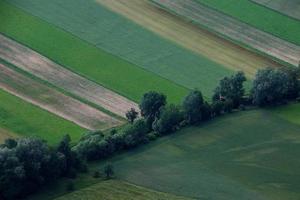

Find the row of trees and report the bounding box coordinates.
[1,67,299,199]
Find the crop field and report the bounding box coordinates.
[0,62,121,130]
[92,109,300,200]
[197,0,300,46]
[0,34,138,118]
[152,0,300,67]
[0,0,188,104]
[0,89,85,145]
[3,0,236,98]
[251,0,300,20]
[55,180,191,200]
[271,103,300,126]
[98,0,281,77]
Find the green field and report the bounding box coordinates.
[271,103,300,126]
[90,109,300,200]
[54,180,191,200]
[3,0,234,99]
[0,0,188,103]
[197,0,300,46]
[0,89,85,144]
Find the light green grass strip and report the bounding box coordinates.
[197,0,300,46]
[0,89,85,145]
[270,103,300,126]
[0,0,188,103]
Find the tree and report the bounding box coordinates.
[125,108,139,124]
[152,104,184,134]
[251,68,296,106]
[213,71,246,108]
[104,164,114,179]
[182,90,204,124]
[139,91,166,125]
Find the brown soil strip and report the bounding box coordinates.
[0,63,122,130]
[150,0,300,67]
[0,34,139,118]
[0,127,17,144]
[97,0,282,77]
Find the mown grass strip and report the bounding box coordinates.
[197,0,300,46]
[0,88,85,145]
[0,0,188,103]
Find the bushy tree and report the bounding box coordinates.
[152,104,184,134]
[122,119,149,148]
[139,91,166,125]
[251,68,297,106]
[182,90,205,124]
[125,108,139,124]
[213,72,246,108]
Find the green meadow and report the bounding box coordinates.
[197,0,300,45]
[4,0,234,99]
[94,109,300,200]
[0,89,85,145]
[0,0,188,103]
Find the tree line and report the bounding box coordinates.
[1,67,299,199]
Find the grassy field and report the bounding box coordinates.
[251,0,300,20]
[197,0,300,46]
[4,0,234,98]
[54,180,191,200]
[89,109,300,200]
[0,0,188,103]
[0,88,85,145]
[271,103,300,126]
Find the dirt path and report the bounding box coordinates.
[0,34,139,118]
[150,0,300,67]
[0,63,122,130]
[97,0,282,77]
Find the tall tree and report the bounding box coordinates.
[125,108,139,124]
[182,90,204,124]
[213,71,246,107]
[252,68,297,106]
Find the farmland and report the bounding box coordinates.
[197,0,300,46]
[251,0,300,20]
[98,0,281,77]
[3,0,236,98]
[0,0,188,103]
[94,109,300,200]
[0,61,121,130]
[0,88,85,144]
[1,0,300,199]
[151,0,300,67]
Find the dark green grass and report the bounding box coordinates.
[0,0,188,103]
[3,0,234,99]
[94,109,300,200]
[270,103,300,126]
[0,89,85,145]
[197,0,300,45]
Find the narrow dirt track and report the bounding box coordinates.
[98,0,282,77]
[150,0,300,67]
[0,34,139,117]
[0,63,122,130]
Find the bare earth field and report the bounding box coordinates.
[0,127,17,143]
[151,0,300,67]
[0,34,139,117]
[0,63,121,130]
[98,0,281,77]
[252,0,300,20]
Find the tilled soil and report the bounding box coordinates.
[151,0,300,67]
[0,34,139,118]
[0,63,122,130]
